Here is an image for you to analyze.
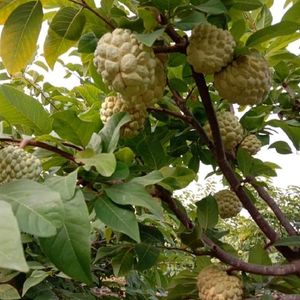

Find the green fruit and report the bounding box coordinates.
[214,54,271,105]
[0,146,41,184]
[94,28,156,98]
[197,265,243,300]
[100,94,147,138]
[187,23,236,74]
[240,134,262,155]
[213,190,242,219]
[203,111,243,151]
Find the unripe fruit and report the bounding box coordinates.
[100,95,147,138]
[213,190,242,219]
[240,134,262,155]
[94,28,156,98]
[0,146,41,184]
[197,265,243,300]
[214,54,271,105]
[187,23,236,74]
[203,111,243,151]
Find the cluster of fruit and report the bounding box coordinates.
[94,28,167,138]
[0,145,41,184]
[197,265,243,300]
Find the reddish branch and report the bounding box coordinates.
[0,138,77,162]
[249,178,298,236]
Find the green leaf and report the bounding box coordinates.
[282,1,300,24]
[273,236,300,247]
[246,21,300,47]
[0,201,29,273]
[0,284,20,300]
[237,148,278,177]
[135,28,165,47]
[105,182,163,218]
[75,149,116,177]
[45,170,78,200]
[52,110,100,147]
[0,180,63,237]
[95,196,140,243]
[44,27,76,69]
[99,112,131,153]
[135,243,160,271]
[78,32,98,53]
[22,270,49,297]
[268,141,292,154]
[150,0,182,11]
[196,195,218,230]
[0,1,43,74]
[39,190,92,284]
[231,0,263,11]
[176,11,206,31]
[0,85,52,134]
[268,119,300,150]
[111,246,135,276]
[139,224,164,244]
[50,7,86,40]
[194,0,227,15]
[130,170,164,186]
[159,166,196,191]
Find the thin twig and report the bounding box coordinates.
[0,138,77,163]
[249,178,298,236]
[69,0,115,30]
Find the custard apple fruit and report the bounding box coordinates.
[187,23,236,74]
[0,145,41,184]
[214,54,271,105]
[130,57,166,106]
[94,28,156,98]
[197,265,243,300]
[213,190,242,219]
[203,111,243,151]
[240,134,262,155]
[100,94,147,138]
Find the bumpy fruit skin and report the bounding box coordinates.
[187,23,236,74]
[214,54,271,105]
[213,190,242,219]
[240,134,262,155]
[100,94,147,138]
[94,28,156,98]
[0,146,41,184]
[197,266,243,300]
[203,111,243,151]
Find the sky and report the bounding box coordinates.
[1,0,300,188]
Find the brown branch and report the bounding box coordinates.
[249,178,298,236]
[0,138,77,163]
[69,0,115,30]
[153,43,187,54]
[153,185,194,230]
[191,69,298,261]
[201,234,300,276]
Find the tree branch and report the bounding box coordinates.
[190,69,298,261]
[249,178,298,236]
[69,0,115,30]
[153,43,187,54]
[0,138,77,163]
[201,234,300,276]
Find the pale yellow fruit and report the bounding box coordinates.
[0,146,41,184]
[187,23,236,74]
[240,134,262,155]
[94,28,156,98]
[100,95,147,138]
[203,111,243,151]
[213,190,242,219]
[197,265,243,300]
[214,54,271,105]
[129,57,166,106]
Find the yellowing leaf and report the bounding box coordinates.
[0,1,43,74]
